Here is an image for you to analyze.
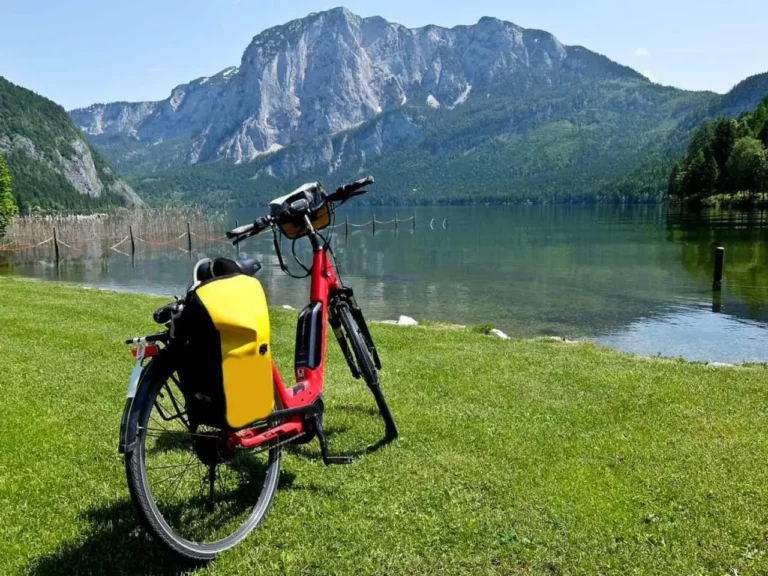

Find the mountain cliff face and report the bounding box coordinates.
[69,8,768,206]
[0,76,141,211]
[70,9,644,171]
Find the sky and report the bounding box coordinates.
[0,0,766,110]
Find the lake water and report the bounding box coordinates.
[2,205,767,364]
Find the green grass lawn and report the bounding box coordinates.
[2,276,768,575]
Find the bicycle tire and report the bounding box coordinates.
[337,304,398,439]
[124,358,281,561]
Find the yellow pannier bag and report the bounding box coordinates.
[177,274,273,429]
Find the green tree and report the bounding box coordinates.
[0,153,19,238]
[668,160,684,198]
[687,121,715,156]
[758,123,768,149]
[711,118,738,173]
[681,149,719,199]
[725,137,768,198]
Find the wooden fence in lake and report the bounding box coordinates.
[0,211,448,266]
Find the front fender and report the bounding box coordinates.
[118,350,174,454]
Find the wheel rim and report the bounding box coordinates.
[138,372,278,549]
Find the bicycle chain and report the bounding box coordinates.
[245,432,307,454]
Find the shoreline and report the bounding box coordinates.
[9,200,768,218]
[0,274,754,368]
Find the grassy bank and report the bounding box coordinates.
[1,277,768,575]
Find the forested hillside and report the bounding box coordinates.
[668,96,768,206]
[0,77,141,212]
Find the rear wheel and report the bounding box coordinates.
[124,360,281,560]
[337,304,398,439]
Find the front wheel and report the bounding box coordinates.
[124,359,281,560]
[337,304,398,439]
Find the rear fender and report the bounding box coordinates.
[118,349,173,454]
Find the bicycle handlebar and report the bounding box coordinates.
[226,176,374,244]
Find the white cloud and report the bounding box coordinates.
[641,70,656,83]
[634,47,651,57]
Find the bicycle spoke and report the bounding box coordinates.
[164,454,197,503]
[146,461,201,471]
[153,454,196,488]
[208,466,216,505]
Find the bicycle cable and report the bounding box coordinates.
[271,225,310,280]
[291,238,312,277]
[269,192,349,282]
[319,207,347,288]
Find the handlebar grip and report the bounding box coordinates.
[331,175,375,200]
[344,176,374,194]
[226,216,271,240]
[226,223,254,239]
[353,175,375,189]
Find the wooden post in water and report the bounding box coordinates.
[186,222,192,254]
[413,211,416,232]
[129,225,136,267]
[52,226,60,267]
[345,216,349,237]
[372,214,376,235]
[395,215,399,230]
[129,226,135,257]
[713,247,724,290]
[712,290,722,313]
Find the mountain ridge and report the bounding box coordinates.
[70,8,648,169]
[68,8,768,206]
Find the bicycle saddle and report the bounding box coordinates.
[195,257,262,282]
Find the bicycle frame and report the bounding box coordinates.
[122,213,394,461]
[226,246,340,450]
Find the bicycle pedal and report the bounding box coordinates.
[324,455,353,465]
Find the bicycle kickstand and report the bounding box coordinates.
[312,413,353,466]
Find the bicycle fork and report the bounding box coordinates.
[328,293,398,440]
[329,289,382,373]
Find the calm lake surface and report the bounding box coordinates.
[2,205,767,363]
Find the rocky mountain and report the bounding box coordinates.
[0,76,142,212]
[69,8,768,206]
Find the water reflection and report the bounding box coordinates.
[1,205,766,362]
[666,208,768,319]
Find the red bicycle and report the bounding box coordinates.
[119,176,397,560]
